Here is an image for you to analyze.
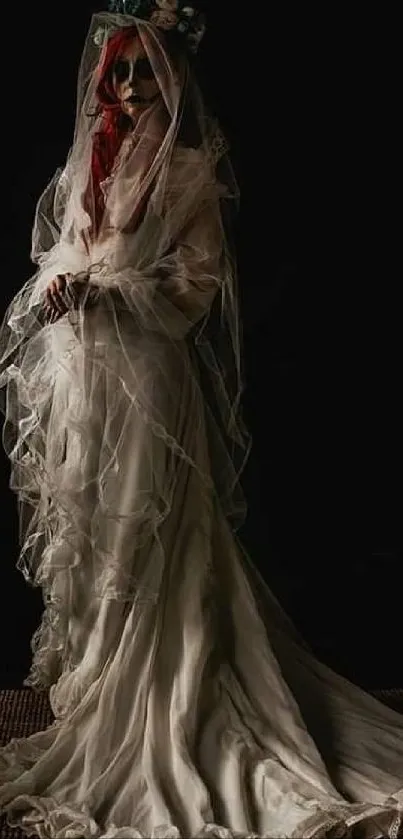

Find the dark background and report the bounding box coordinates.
[0,3,401,690]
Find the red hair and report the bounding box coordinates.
[87,26,139,235]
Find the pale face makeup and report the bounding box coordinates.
[112,37,161,121]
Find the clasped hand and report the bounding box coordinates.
[44,273,99,324]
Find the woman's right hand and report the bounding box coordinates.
[44,274,72,323]
[44,273,99,323]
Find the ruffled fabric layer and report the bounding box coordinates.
[2,501,403,838]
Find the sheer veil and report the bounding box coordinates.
[0,12,251,612]
[3,17,403,839]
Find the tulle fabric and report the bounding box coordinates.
[1,11,403,839]
[0,11,249,681]
[1,504,403,838]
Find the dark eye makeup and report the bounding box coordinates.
[113,57,154,83]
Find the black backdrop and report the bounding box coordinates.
[0,3,401,690]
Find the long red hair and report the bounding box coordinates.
[87,26,139,235]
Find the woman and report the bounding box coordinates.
[1,5,403,838]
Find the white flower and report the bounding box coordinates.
[93,25,107,46]
[150,9,178,29]
[155,0,178,11]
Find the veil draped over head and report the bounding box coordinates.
[0,11,250,620]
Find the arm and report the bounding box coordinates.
[72,198,223,336]
[45,196,223,334]
[158,199,222,327]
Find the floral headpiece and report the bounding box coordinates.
[107,0,206,53]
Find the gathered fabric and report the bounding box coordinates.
[1,12,403,839]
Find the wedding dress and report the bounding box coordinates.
[1,12,403,838]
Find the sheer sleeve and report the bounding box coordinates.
[157,198,222,327]
[86,191,224,341]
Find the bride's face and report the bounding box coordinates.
[112,37,161,121]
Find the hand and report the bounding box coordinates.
[44,274,72,323]
[43,273,98,324]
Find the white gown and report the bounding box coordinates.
[1,13,403,834]
[1,264,403,836]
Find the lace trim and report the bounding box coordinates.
[209,128,229,166]
[0,777,402,839]
[293,797,403,838]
